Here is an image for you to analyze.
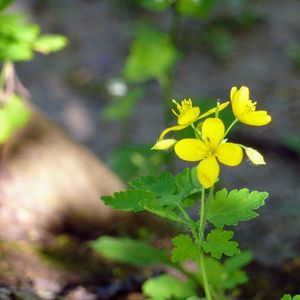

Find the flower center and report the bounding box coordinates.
[172,99,193,116]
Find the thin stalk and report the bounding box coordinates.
[177,203,197,240]
[198,186,213,300]
[224,118,238,138]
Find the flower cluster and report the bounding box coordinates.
[152,86,271,188]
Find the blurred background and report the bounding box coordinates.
[1,0,300,299]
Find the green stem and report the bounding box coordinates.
[224,118,238,138]
[177,203,198,240]
[198,186,213,300]
[200,251,212,300]
[191,123,201,139]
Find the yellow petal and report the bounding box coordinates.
[196,101,230,120]
[230,86,237,100]
[178,107,200,125]
[159,124,187,140]
[197,156,219,188]
[202,118,225,147]
[216,142,243,166]
[152,139,177,150]
[244,147,266,165]
[239,110,272,126]
[231,86,250,118]
[174,138,208,162]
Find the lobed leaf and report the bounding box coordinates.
[90,236,168,266]
[171,234,199,263]
[281,295,300,300]
[202,228,240,259]
[207,188,268,228]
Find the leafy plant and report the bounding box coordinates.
[94,86,275,299]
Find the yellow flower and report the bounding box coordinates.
[230,86,271,126]
[158,99,229,140]
[174,118,243,188]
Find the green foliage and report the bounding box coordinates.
[204,251,252,290]
[90,236,168,266]
[102,88,144,121]
[203,26,234,60]
[284,134,300,155]
[176,0,215,19]
[101,190,149,212]
[123,24,179,83]
[202,228,240,259]
[0,13,67,62]
[33,34,68,54]
[281,295,300,300]
[0,0,13,11]
[108,144,166,181]
[207,188,268,228]
[0,94,31,144]
[101,168,202,223]
[142,274,197,300]
[139,0,170,12]
[287,44,300,70]
[171,234,199,263]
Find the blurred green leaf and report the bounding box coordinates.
[5,94,31,128]
[203,252,251,290]
[284,134,300,154]
[176,0,215,19]
[102,88,144,121]
[142,274,197,300]
[207,188,268,228]
[139,0,170,11]
[0,0,13,11]
[0,94,31,144]
[123,24,179,82]
[90,236,168,266]
[203,26,234,60]
[281,295,300,300]
[202,228,240,259]
[33,34,68,54]
[108,144,165,181]
[287,43,300,70]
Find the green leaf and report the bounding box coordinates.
[0,0,13,11]
[139,0,170,11]
[123,24,179,82]
[101,168,201,223]
[0,94,31,144]
[281,295,300,300]
[108,144,165,181]
[102,88,144,121]
[202,228,240,259]
[142,274,197,300]
[131,172,177,206]
[176,0,215,19]
[202,256,225,289]
[171,234,199,263]
[207,188,268,228]
[91,236,168,266]
[101,190,148,212]
[33,34,68,54]
[224,250,253,273]
[4,94,31,129]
